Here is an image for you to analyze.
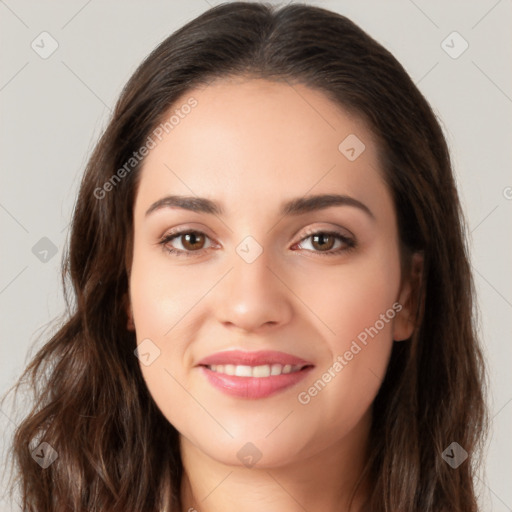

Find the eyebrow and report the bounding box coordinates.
[145,193,374,220]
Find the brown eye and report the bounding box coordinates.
[310,233,336,251]
[179,232,207,251]
[159,230,214,258]
[295,230,356,257]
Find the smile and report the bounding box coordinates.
[205,363,305,377]
[197,350,314,399]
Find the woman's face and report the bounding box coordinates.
[128,77,414,468]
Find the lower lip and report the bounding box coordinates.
[199,366,313,399]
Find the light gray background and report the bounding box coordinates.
[1,1,511,510]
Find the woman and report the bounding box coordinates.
[4,2,487,511]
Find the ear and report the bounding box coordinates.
[124,292,135,331]
[393,252,424,341]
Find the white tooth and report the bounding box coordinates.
[209,363,301,377]
[235,365,253,377]
[270,364,283,376]
[252,365,271,378]
[224,364,236,376]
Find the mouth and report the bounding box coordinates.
[197,350,314,399]
[203,363,309,377]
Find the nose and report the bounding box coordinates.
[213,248,294,334]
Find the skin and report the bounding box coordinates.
[126,77,418,512]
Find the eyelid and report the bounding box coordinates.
[296,224,355,242]
[158,224,215,243]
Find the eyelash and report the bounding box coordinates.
[158,228,356,258]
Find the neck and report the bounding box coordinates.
[178,410,372,512]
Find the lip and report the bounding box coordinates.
[197,350,314,399]
[197,349,312,367]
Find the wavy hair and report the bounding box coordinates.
[3,2,487,511]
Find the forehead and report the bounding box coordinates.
[134,77,390,219]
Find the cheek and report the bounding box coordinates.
[129,258,200,433]
[129,243,204,340]
[298,244,402,348]
[294,244,401,428]
[128,246,192,389]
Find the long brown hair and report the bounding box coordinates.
[3,2,488,511]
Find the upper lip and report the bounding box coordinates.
[197,350,314,367]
